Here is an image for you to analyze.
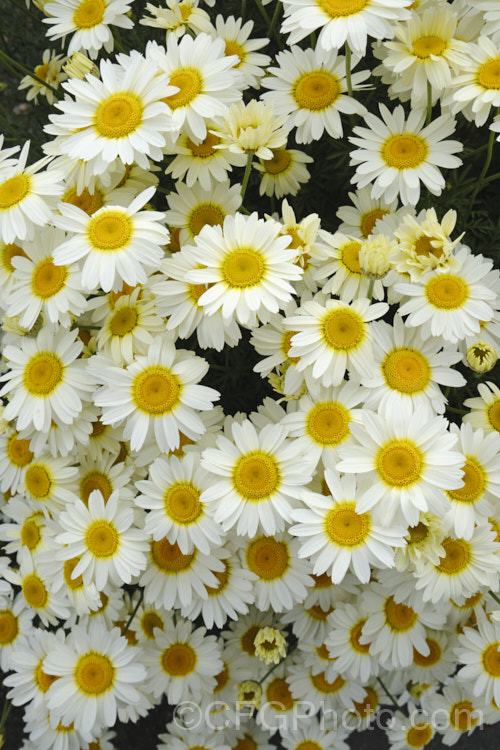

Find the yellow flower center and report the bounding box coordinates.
[25,464,52,498]
[360,209,388,238]
[132,366,181,415]
[246,537,289,580]
[412,36,446,59]
[413,637,441,667]
[21,519,42,550]
[263,149,291,175]
[234,736,257,750]
[206,563,230,596]
[407,521,429,545]
[188,282,211,305]
[306,401,350,446]
[225,39,246,65]
[349,619,370,653]
[0,610,18,645]
[141,611,164,639]
[63,187,104,215]
[188,203,225,236]
[164,483,202,524]
[73,0,105,28]
[406,724,434,748]
[340,241,361,273]
[161,642,197,676]
[435,537,471,575]
[214,663,230,692]
[241,624,260,655]
[0,174,30,210]
[306,604,334,621]
[35,63,51,82]
[425,274,469,310]
[232,451,280,500]
[63,558,84,590]
[482,643,500,678]
[109,281,137,308]
[88,210,132,251]
[447,457,485,504]
[164,69,202,109]
[478,58,500,90]
[352,686,378,717]
[75,652,115,694]
[23,352,64,396]
[80,471,112,505]
[1,242,28,273]
[151,539,195,572]
[187,131,220,157]
[381,134,428,170]
[382,347,431,394]
[85,520,119,558]
[265,678,294,710]
[384,596,417,632]
[376,439,423,487]
[94,93,143,139]
[222,248,264,288]
[322,307,365,351]
[324,502,371,547]
[281,330,301,364]
[311,672,345,693]
[318,0,368,17]
[109,306,138,336]
[293,71,340,111]
[487,400,500,432]
[35,660,59,692]
[296,743,322,750]
[32,258,68,299]
[449,701,478,731]
[22,574,48,609]
[7,434,33,467]
[414,234,444,259]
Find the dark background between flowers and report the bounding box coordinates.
[0,0,499,747]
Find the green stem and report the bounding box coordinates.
[122,589,144,635]
[254,0,284,48]
[489,591,500,606]
[0,699,11,733]
[310,32,316,49]
[78,324,101,330]
[241,0,247,21]
[483,170,500,185]
[258,642,297,685]
[345,42,353,97]
[113,28,126,54]
[425,81,432,126]
[268,1,281,40]
[366,278,374,300]
[240,151,254,202]
[253,0,270,24]
[377,676,407,716]
[446,406,467,415]
[467,123,497,216]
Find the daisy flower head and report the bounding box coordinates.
[349,104,463,205]
[146,33,243,143]
[140,0,213,39]
[0,497,54,565]
[283,294,388,387]
[209,14,271,89]
[280,0,411,55]
[291,470,406,584]
[18,49,67,106]
[52,187,168,293]
[45,53,177,173]
[336,186,402,239]
[0,597,34,672]
[457,608,500,708]
[261,45,369,144]
[287,659,366,713]
[0,326,94,433]
[211,99,289,160]
[395,247,496,343]
[0,428,34,495]
[0,141,64,245]
[43,619,146,735]
[184,212,304,327]
[54,489,149,590]
[422,681,483,746]
[361,315,466,415]
[143,616,222,703]
[392,207,462,281]
[200,418,313,538]
[4,555,70,627]
[450,36,500,126]
[324,601,380,682]
[91,335,219,452]
[386,706,435,750]
[394,511,445,572]
[336,399,465,527]
[255,146,313,198]
[464,380,500,435]
[21,453,78,517]
[43,0,134,58]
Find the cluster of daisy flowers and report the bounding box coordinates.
[0,0,500,749]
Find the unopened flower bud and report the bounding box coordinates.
[64,52,99,80]
[254,626,287,665]
[236,680,262,709]
[466,341,498,373]
[359,234,397,280]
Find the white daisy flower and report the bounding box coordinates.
[325,601,380,682]
[146,33,243,142]
[140,0,213,39]
[457,608,500,708]
[336,400,465,527]
[90,335,219,452]
[283,294,388,387]
[421,681,482,746]
[20,402,97,460]
[0,498,54,566]
[0,596,34,672]
[4,555,71,627]
[287,659,366,712]
[281,715,349,750]
[23,710,95,750]
[135,451,224,554]
[142,616,222,703]
[222,608,274,679]
[396,247,497,343]
[349,104,463,205]
[43,0,134,58]
[210,99,289,160]
[184,212,304,327]
[336,185,402,239]
[52,187,168,293]
[261,45,368,144]
[209,14,271,89]
[37,551,102,618]
[0,327,94,434]
[464,380,500,435]
[256,668,300,730]
[280,0,411,55]
[255,146,313,199]
[410,629,455,685]
[0,429,34,494]
[21,453,79,517]
[200,418,313,538]
[43,620,146,735]
[314,231,385,302]
[18,49,67,106]
[386,706,435,750]
[450,35,500,126]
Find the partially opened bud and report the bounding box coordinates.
[359,234,397,280]
[64,52,99,80]
[466,341,498,374]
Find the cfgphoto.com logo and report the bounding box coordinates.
[172,701,485,733]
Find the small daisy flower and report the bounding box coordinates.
[287,659,366,712]
[184,212,304,327]
[18,49,67,106]
[325,601,380,682]
[464,381,500,435]
[52,187,168,293]
[386,706,435,750]
[283,294,388,387]
[255,146,313,199]
[457,608,500,707]
[4,556,70,627]
[450,35,500,126]
[91,335,219,452]
[43,620,146,735]
[261,45,369,144]
[0,327,94,434]
[75,447,134,508]
[209,14,271,89]
[0,498,54,565]
[200,418,313,538]
[256,668,300,730]
[21,453,78,516]
[0,429,34,494]
[396,248,496,343]
[0,596,34,672]
[140,0,212,39]
[337,186,402,240]
[349,104,463,205]
[421,681,482,746]
[410,629,455,685]
[54,489,149,591]
[211,99,290,160]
